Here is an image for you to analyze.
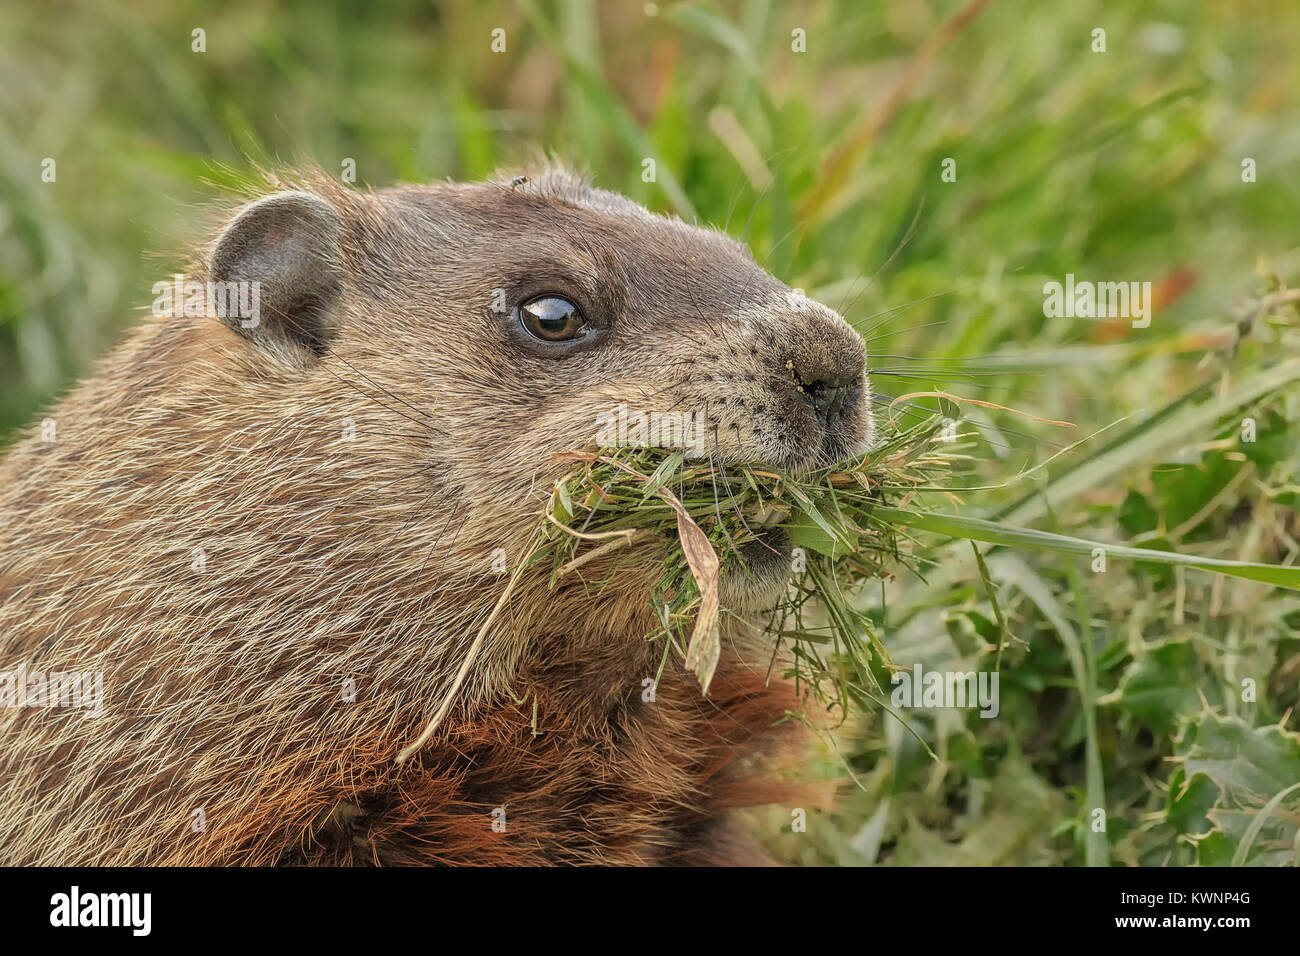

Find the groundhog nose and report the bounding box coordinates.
[797,368,853,417]
[788,335,866,425]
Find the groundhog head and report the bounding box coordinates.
[205,167,874,619]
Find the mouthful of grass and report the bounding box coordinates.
[399,406,1300,763]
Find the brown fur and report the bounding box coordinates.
[0,166,871,865]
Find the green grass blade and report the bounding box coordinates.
[1231,780,1300,867]
[993,554,1109,866]
[874,507,1300,590]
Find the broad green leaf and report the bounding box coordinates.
[1178,714,1300,866]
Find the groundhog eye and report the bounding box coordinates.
[519,295,587,342]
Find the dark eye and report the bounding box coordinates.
[519,295,588,342]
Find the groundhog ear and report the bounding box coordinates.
[209,191,343,357]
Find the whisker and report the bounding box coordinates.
[332,354,442,429]
[837,196,925,320]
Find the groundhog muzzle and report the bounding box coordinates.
[0,166,874,865]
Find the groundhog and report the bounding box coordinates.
[0,166,873,865]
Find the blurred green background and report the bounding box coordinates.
[3,0,1299,865]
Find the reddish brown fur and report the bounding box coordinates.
[279,665,810,866]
